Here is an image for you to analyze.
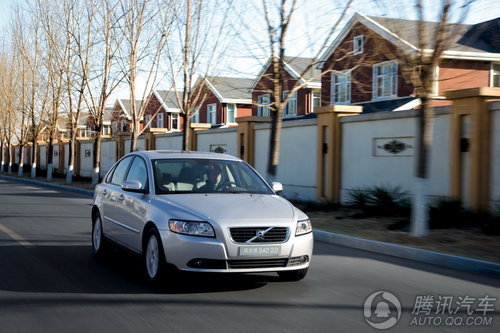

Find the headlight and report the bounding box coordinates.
[296,219,312,236]
[169,220,215,238]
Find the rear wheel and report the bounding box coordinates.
[92,215,108,257]
[143,228,168,284]
[278,268,308,281]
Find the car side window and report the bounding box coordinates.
[126,157,148,190]
[110,156,133,186]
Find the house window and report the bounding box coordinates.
[192,108,200,123]
[102,125,111,136]
[257,94,270,116]
[282,90,297,117]
[207,103,217,125]
[353,35,363,55]
[157,113,164,128]
[492,64,500,87]
[145,115,151,128]
[227,104,237,123]
[312,89,321,112]
[171,113,179,130]
[330,72,351,104]
[120,120,127,132]
[112,121,118,134]
[373,61,398,99]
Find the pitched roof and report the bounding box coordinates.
[117,99,143,119]
[318,13,500,65]
[251,56,322,90]
[204,76,254,103]
[154,90,181,110]
[368,16,500,54]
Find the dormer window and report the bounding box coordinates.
[353,35,363,55]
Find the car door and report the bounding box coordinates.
[102,156,134,243]
[114,156,149,252]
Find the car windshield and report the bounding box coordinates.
[152,158,274,195]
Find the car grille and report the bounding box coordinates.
[230,227,288,243]
[228,258,288,269]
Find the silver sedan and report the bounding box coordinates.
[92,151,313,283]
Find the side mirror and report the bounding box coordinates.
[121,180,147,193]
[271,182,283,194]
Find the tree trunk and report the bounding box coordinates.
[91,135,102,186]
[411,97,432,236]
[66,135,75,185]
[0,140,4,173]
[30,139,37,179]
[8,143,12,175]
[47,137,54,181]
[18,145,25,176]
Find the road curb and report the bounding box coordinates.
[313,229,500,278]
[0,175,94,197]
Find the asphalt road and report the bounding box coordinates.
[0,179,499,333]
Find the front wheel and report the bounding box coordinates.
[143,228,168,284]
[92,215,108,257]
[277,268,308,281]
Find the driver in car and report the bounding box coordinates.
[199,166,223,191]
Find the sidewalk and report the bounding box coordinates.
[2,172,499,278]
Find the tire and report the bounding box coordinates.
[92,214,108,257]
[143,228,168,284]
[278,268,308,281]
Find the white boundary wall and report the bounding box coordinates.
[100,140,117,177]
[39,145,47,170]
[155,133,183,150]
[254,118,317,201]
[340,108,451,203]
[196,128,237,156]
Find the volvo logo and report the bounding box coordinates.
[256,230,266,240]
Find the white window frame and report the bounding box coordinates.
[112,121,118,134]
[330,71,351,104]
[120,120,127,132]
[207,103,217,125]
[226,104,237,123]
[430,65,440,96]
[282,90,297,117]
[372,60,398,100]
[145,115,151,128]
[157,113,164,128]
[257,94,270,117]
[102,125,111,136]
[353,35,363,55]
[312,89,321,112]
[192,108,200,123]
[491,63,500,87]
[170,113,180,130]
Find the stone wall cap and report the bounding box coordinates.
[315,105,363,114]
[445,87,500,100]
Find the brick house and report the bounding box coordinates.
[317,13,500,112]
[78,107,113,138]
[192,76,254,126]
[251,56,322,118]
[142,90,182,131]
[111,99,144,135]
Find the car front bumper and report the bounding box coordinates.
[158,229,313,273]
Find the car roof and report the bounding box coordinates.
[129,150,243,162]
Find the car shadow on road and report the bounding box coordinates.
[0,242,269,295]
[313,241,500,288]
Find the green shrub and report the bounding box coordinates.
[346,185,410,217]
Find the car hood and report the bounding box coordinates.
[156,193,296,223]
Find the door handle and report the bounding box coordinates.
[117,194,125,201]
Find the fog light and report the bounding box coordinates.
[300,255,308,263]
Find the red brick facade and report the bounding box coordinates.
[252,65,316,116]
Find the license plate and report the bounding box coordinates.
[239,246,281,256]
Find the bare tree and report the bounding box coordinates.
[165,0,234,150]
[84,0,127,186]
[119,0,173,152]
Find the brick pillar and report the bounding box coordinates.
[315,105,362,202]
[116,133,126,159]
[446,87,500,211]
[235,116,271,166]
[144,129,155,151]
